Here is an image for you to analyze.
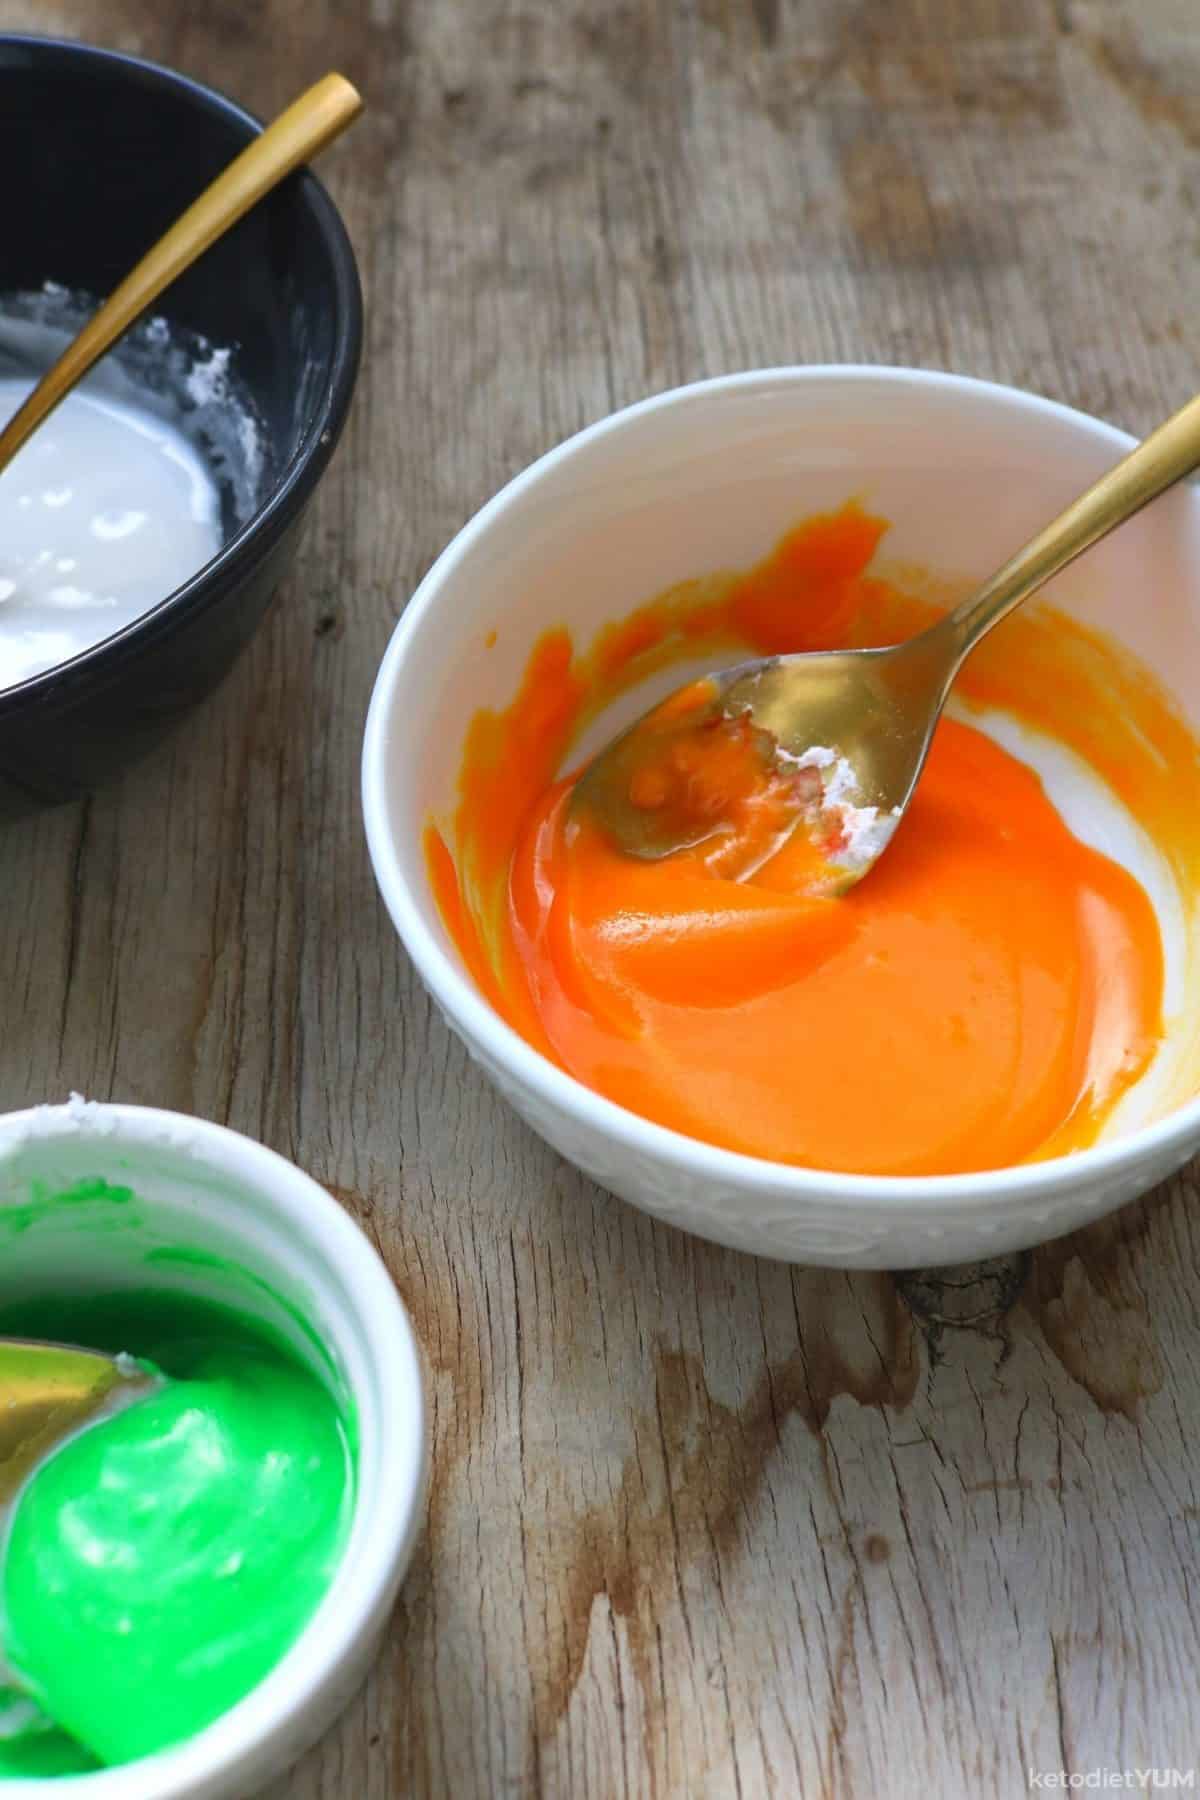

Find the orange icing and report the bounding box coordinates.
[427,504,1191,1176]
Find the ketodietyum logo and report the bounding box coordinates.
[1028,1774,1196,1792]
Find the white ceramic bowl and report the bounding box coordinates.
[363,367,1200,1268]
[0,1100,427,1799]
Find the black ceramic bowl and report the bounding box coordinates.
[0,36,362,810]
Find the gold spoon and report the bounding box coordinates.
[0,1339,152,1505]
[577,389,1200,885]
[0,71,362,477]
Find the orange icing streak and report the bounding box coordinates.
[428,504,1187,1176]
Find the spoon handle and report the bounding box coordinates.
[0,71,363,479]
[941,390,1200,661]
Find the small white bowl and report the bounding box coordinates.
[0,1099,427,1799]
[363,367,1200,1268]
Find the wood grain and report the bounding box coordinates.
[5,1,1200,1794]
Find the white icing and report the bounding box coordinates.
[0,287,269,527]
[0,375,222,691]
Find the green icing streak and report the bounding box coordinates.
[0,1288,355,1774]
[0,1177,134,1242]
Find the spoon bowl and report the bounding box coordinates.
[0,1337,149,1503]
[573,627,956,874]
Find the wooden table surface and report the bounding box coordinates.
[7,1,1200,1794]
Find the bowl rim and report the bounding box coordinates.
[0,1099,427,1797]
[363,361,1200,1210]
[0,32,363,714]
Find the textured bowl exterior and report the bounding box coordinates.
[428,958,1200,1268]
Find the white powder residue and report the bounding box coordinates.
[4,1098,203,1166]
[783,744,901,873]
[185,345,232,407]
[238,411,264,497]
[57,1091,117,1134]
[182,344,265,516]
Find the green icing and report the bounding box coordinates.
[0,1288,355,1774]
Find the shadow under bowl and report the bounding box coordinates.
[0,34,362,812]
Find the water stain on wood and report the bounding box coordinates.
[750,0,780,50]
[534,1277,918,1766]
[898,1191,1173,1415]
[961,1475,1033,1496]
[787,1272,921,1431]
[572,4,664,102]
[183,946,216,1104]
[1089,33,1200,150]
[322,1181,483,1551]
[313,1180,468,1797]
[823,1577,858,1791]
[837,133,998,271]
[756,0,1064,128]
[1018,1193,1171,1418]
[695,0,780,51]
